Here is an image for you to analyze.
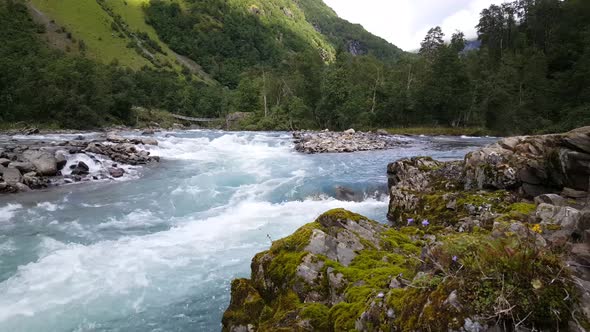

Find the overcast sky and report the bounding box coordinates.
[323,0,507,51]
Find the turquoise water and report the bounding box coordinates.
[0,130,496,332]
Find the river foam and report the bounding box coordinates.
[0,131,496,332]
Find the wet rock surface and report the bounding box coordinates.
[224,127,590,332]
[0,131,159,194]
[293,129,404,154]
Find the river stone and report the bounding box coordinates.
[71,161,90,175]
[0,158,10,167]
[108,167,125,178]
[142,129,155,136]
[140,138,158,146]
[2,167,22,185]
[55,153,67,170]
[22,150,57,176]
[106,132,126,143]
[344,128,356,134]
[335,186,362,202]
[9,161,35,174]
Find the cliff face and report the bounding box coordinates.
[223,127,590,332]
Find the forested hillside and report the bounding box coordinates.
[1,0,589,133]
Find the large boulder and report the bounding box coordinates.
[22,150,57,176]
[464,127,590,196]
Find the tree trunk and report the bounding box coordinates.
[262,70,268,118]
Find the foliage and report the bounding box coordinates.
[0,1,226,129]
[5,0,590,133]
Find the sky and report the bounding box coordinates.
[323,0,507,51]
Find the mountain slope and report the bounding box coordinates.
[297,0,404,61]
[26,0,403,87]
[144,0,404,86]
[28,0,211,81]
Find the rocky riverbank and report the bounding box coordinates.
[223,127,590,331]
[0,131,159,194]
[293,129,403,154]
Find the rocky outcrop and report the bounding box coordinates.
[0,131,160,194]
[84,142,158,165]
[224,206,587,331]
[225,127,590,332]
[293,130,403,154]
[463,126,590,196]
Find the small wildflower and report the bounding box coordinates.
[407,218,414,225]
[452,255,458,262]
[530,224,542,234]
[421,219,430,227]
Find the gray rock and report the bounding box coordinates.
[535,203,581,230]
[534,194,567,206]
[562,187,588,199]
[1,167,22,185]
[71,161,90,176]
[15,183,31,192]
[8,161,35,173]
[344,128,356,134]
[108,167,125,178]
[106,132,126,143]
[0,158,10,167]
[142,129,155,136]
[22,150,58,176]
[326,267,346,305]
[335,186,362,202]
[140,138,158,146]
[293,130,402,154]
[295,254,324,285]
[55,153,67,170]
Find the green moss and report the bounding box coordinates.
[507,202,536,215]
[545,224,562,231]
[318,208,367,224]
[270,223,316,253]
[227,209,579,331]
[400,190,514,228]
[329,302,365,331]
[300,303,330,331]
[222,279,265,329]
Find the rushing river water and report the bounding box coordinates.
[0,130,497,332]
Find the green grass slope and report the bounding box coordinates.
[29,0,211,82]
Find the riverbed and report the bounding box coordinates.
[0,130,497,332]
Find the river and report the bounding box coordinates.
[0,130,497,332]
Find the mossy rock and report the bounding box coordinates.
[223,209,580,332]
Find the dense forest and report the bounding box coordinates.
[1,0,589,134]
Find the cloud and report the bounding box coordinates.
[323,0,507,51]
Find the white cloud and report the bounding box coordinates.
[323,0,508,51]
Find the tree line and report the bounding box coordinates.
[1,0,589,134]
[219,0,590,134]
